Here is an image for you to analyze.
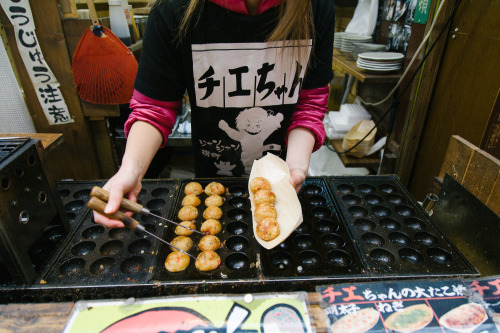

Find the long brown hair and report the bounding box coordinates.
[177,0,313,45]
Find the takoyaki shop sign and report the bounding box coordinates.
[317,277,500,332]
[62,292,312,333]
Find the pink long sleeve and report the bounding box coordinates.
[124,90,181,148]
[286,85,329,152]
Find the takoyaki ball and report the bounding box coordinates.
[205,182,225,196]
[182,194,201,207]
[165,251,190,272]
[205,194,224,207]
[203,206,223,220]
[195,250,221,272]
[184,182,203,195]
[170,235,193,252]
[200,219,222,235]
[250,177,272,193]
[254,203,277,223]
[175,221,196,236]
[178,206,198,221]
[198,235,221,251]
[254,189,276,206]
[256,217,280,241]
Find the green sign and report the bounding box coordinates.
[414,0,431,24]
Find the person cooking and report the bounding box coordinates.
[94,0,335,228]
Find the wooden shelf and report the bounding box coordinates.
[332,54,402,83]
[330,139,380,169]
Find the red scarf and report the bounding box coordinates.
[209,0,281,15]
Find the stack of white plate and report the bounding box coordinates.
[334,32,349,50]
[356,52,405,73]
[341,34,372,54]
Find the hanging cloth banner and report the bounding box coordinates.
[0,0,73,125]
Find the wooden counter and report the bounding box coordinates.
[0,133,63,155]
[330,139,380,169]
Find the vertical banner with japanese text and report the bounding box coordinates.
[0,0,73,125]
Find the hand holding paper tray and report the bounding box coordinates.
[249,153,303,249]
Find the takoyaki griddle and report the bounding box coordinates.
[326,175,479,279]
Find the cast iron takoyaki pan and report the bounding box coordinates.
[154,178,257,281]
[259,177,368,280]
[41,180,179,285]
[326,176,479,278]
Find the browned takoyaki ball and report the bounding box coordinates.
[195,250,221,271]
[198,235,221,251]
[203,206,223,220]
[184,182,203,195]
[256,217,280,241]
[250,177,272,193]
[182,194,201,207]
[165,251,190,272]
[205,182,225,196]
[175,221,196,236]
[205,194,224,207]
[170,235,193,252]
[200,219,222,235]
[254,203,277,223]
[178,206,198,221]
[254,189,276,206]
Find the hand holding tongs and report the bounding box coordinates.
[87,189,198,260]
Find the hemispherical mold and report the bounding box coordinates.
[66,212,76,223]
[228,186,246,197]
[348,206,368,218]
[120,256,145,274]
[294,234,316,250]
[427,247,452,264]
[60,258,86,276]
[389,232,411,247]
[399,248,424,264]
[342,194,361,205]
[42,225,65,243]
[65,200,85,211]
[151,187,169,197]
[405,218,426,231]
[308,195,326,206]
[59,189,70,198]
[414,231,438,247]
[277,239,292,251]
[298,250,321,269]
[365,194,383,205]
[73,189,91,200]
[71,241,96,256]
[270,251,293,270]
[380,184,397,193]
[362,232,385,247]
[387,193,405,205]
[316,219,339,233]
[312,207,331,219]
[226,236,248,252]
[225,252,249,270]
[82,225,105,239]
[128,239,152,255]
[370,248,395,265]
[354,218,376,232]
[141,211,161,224]
[326,250,352,267]
[228,197,247,208]
[109,228,131,239]
[380,218,401,231]
[358,184,375,193]
[227,208,247,221]
[396,205,415,217]
[146,198,165,210]
[372,205,391,217]
[302,184,322,196]
[90,257,115,275]
[227,221,248,235]
[337,184,355,194]
[321,233,345,249]
[100,240,124,256]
